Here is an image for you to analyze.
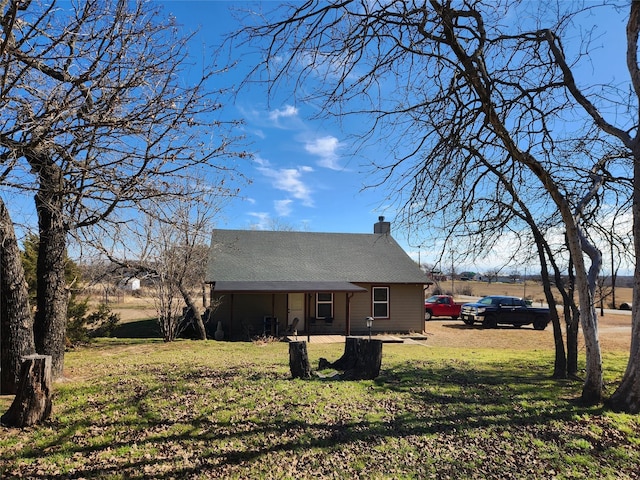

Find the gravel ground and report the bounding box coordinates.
[423,310,632,353]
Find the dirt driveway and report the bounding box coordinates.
[424,311,632,354]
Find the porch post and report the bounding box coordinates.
[272,294,276,336]
[230,294,234,337]
[346,292,353,336]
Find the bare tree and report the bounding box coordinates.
[0,0,244,378]
[90,182,220,342]
[0,0,36,396]
[235,0,640,406]
[134,198,214,342]
[0,198,35,394]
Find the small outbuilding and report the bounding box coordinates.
[119,277,141,291]
[205,217,427,339]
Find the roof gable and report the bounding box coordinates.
[206,229,426,285]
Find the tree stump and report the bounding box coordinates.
[1,354,53,427]
[343,339,383,380]
[318,337,383,380]
[289,341,311,379]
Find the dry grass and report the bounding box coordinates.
[441,279,633,307]
[424,313,631,354]
[421,279,633,354]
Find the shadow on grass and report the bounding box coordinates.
[441,323,543,331]
[5,357,626,480]
[110,319,160,338]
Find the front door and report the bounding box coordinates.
[288,293,305,332]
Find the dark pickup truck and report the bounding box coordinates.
[460,295,550,330]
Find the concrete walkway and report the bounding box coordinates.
[284,334,427,344]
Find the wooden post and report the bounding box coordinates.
[289,341,311,379]
[1,354,53,427]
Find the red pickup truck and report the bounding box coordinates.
[424,295,462,320]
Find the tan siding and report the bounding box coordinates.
[350,284,424,333]
[387,284,425,332]
[350,286,372,330]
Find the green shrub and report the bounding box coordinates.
[86,303,121,338]
[66,301,121,345]
[66,298,91,345]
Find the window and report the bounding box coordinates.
[372,286,389,318]
[316,292,333,318]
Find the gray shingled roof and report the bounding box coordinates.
[206,229,426,291]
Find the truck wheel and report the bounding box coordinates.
[425,310,433,321]
[533,317,547,330]
[463,319,474,326]
[483,315,497,329]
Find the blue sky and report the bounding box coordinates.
[0,1,631,274]
[160,2,402,236]
[155,1,631,274]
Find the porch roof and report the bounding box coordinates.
[212,281,368,293]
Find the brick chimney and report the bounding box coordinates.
[374,216,391,234]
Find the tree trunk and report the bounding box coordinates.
[607,255,640,413]
[575,286,603,403]
[33,159,68,379]
[548,296,567,379]
[1,355,53,427]
[534,242,566,378]
[574,226,604,404]
[607,141,640,413]
[558,213,603,403]
[0,199,36,394]
[320,336,360,371]
[179,283,207,340]
[563,256,580,378]
[342,339,382,380]
[289,341,311,379]
[319,337,383,380]
[566,309,580,378]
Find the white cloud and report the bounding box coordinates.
[298,50,356,82]
[254,156,270,168]
[248,212,271,230]
[270,168,314,206]
[255,156,314,207]
[274,199,293,217]
[251,128,266,140]
[304,135,342,170]
[268,104,299,124]
[238,104,300,130]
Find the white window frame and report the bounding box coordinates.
[316,292,334,318]
[372,286,390,319]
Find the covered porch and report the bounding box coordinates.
[209,281,368,340]
[283,333,421,344]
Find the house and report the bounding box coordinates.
[205,217,427,339]
[118,277,141,291]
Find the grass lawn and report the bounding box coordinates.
[1,339,639,479]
